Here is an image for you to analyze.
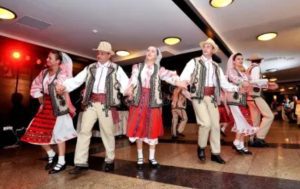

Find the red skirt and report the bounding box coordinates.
[219,105,234,126]
[21,96,56,144]
[127,88,163,139]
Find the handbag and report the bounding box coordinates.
[226,92,247,106]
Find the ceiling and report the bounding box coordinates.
[190,0,300,83]
[0,0,229,65]
[1,0,300,85]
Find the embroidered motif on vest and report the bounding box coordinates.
[190,58,221,104]
[42,68,69,116]
[132,63,163,108]
[81,62,121,116]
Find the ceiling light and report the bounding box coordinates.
[0,7,17,20]
[92,29,98,33]
[280,88,285,92]
[116,50,130,57]
[163,37,181,45]
[262,75,266,78]
[266,68,278,72]
[210,0,234,8]
[257,32,277,41]
[288,87,294,90]
[269,78,277,82]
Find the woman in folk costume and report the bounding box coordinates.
[226,53,258,155]
[126,46,186,169]
[21,50,77,174]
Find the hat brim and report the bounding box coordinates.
[246,57,264,61]
[92,49,115,55]
[200,41,219,53]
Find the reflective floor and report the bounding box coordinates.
[1,120,300,189]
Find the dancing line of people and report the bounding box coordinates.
[20,38,278,174]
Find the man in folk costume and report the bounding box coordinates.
[180,38,239,164]
[21,50,77,174]
[246,54,278,147]
[171,87,188,139]
[56,41,129,173]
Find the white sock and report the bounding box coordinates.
[53,156,65,171]
[137,149,143,159]
[46,150,56,163]
[58,156,65,165]
[149,149,155,160]
[233,140,242,150]
[240,142,245,149]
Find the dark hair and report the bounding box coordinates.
[49,50,62,62]
[233,53,243,61]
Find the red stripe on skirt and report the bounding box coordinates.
[21,96,56,144]
[127,88,164,139]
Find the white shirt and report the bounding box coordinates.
[180,56,238,92]
[249,65,268,88]
[63,61,129,94]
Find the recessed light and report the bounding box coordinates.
[116,50,130,57]
[288,87,294,90]
[266,68,278,72]
[269,78,277,82]
[280,88,285,92]
[262,75,266,78]
[0,7,17,20]
[163,37,181,45]
[257,32,277,41]
[92,29,98,33]
[210,0,234,8]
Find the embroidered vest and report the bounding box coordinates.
[132,63,163,108]
[189,58,221,104]
[42,69,69,116]
[81,62,121,110]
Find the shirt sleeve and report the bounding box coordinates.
[128,64,139,88]
[219,68,239,92]
[30,70,44,98]
[116,66,129,94]
[228,70,244,85]
[63,67,88,92]
[159,67,179,85]
[180,59,195,85]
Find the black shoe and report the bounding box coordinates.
[249,138,268,148]
[136,158,144,170]
[241,148,252,155]
[45,155,57,170]
[69,166,89,174]
[232,144,243,154]
[197,147,206,161]
[172,135,178,140]
[177,132,185,137]
[49,163,66,174]
[211,154,226,164]
[104,162,114,172]
[149,159,160,169]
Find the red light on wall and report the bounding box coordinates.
[12,51,21,59]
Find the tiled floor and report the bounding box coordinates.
[1,120,300,189]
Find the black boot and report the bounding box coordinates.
[136,158,144,170]
[197,147,206,161]
[211,154,226,164]
[104,162,114,172]
[69,166,89,175]
[232,144,243,154]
